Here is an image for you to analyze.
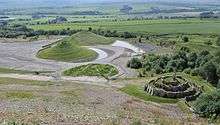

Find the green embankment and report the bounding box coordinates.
[120,84,178,104]
[63,64,119,77]
[37,31,113,62]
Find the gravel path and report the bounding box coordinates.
[0,39,156,81]
[0,40,123,72]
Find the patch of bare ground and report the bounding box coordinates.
[0,78,206,125]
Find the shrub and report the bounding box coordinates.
[199,61,219,85]
[191,68,199,76]
[154,65,163,74]
[180,46,190,52]
[216,36,220,46]
[182,36,189,43]
[127,58,142,69]
[193,89,220,119]
[204,40,213,45]
[184,68,191,74]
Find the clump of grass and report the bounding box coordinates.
[5,91,34,99]
[63,64,119,77]
[120,84,178,104]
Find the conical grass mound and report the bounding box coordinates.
[37,35,97,62]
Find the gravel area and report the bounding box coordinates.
[0,80,205,125]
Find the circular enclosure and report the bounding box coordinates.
[144,74,202,101]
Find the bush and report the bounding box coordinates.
[127,58,142,69]
[199,61,219,85]
[184,68,191,74]
[191,68,199,76]
[216,36,220,46]
[204,40,213,45]
[182,36,189,43]
[154,65,163,74]
[193,89,220,119]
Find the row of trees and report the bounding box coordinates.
[0,24,81,38]
[0,24,140,39]
[91,28,138,38]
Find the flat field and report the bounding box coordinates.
[30,19,220,34]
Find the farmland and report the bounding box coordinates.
[30,19,220,34]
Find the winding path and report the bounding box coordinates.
[0,38,156,82]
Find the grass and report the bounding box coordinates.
[0,77,53,86]
[70,31,114,46]
[181,73,215,93]
[37,33,98,62]
[30,19,220,34]
[120,84,178,104]
[63,64,119,77]
[37,31,114,62]
[0,67,53,74]
[0,67,30,74]
[5,91,34,99]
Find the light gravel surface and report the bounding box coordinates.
[0,80,204,125]
[0,39,137,79]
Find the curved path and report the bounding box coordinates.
[0,38,156,81]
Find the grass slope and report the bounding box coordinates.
[120,84,178,103]
[70,31,114,46]
[37,33,101,62]
[63,64,118,77]
[37,31,113,62]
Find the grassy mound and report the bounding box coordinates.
[37,37,97,62]
[37,31,113,62]
[70,31,114,46]
[63,64,118,77]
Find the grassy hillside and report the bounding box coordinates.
[37,36,98,62]
[70,31,114,46]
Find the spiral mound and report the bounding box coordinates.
[144,74,202,101]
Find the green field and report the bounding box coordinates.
[63,64,119,77]
[143,34,220,54]
[30,19,220,34]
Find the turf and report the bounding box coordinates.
[0,68,29,74]
[120,84,178,104]
[0,77,53,86]
[70,31,114,46]
[63,64,119,77]
[0,67,52,74]
[5,91,34,99]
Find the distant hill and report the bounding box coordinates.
[0,0,219,10]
